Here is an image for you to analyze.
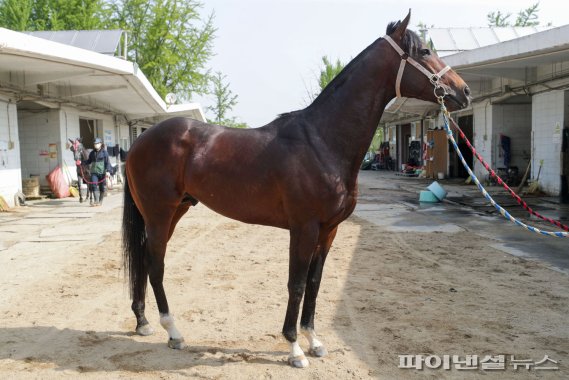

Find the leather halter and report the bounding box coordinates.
[383,35,451,98]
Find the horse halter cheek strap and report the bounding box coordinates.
[383,35,451,101]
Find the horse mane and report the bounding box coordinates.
[274,22,423,124]
[385,22,424,54]
[309,22,422,110]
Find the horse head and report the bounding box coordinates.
[385,11,471,111]
[68,138,85,161]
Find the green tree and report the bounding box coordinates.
[515,2,540,26]
[206,71,247,128]
[0,0,107,31]
[107,0,216,100]
[0,0,32,30]
[306,55,345,102]
[487,10,511,27]
[311,55,383,150]
[487,2,543,27]
[318,56,345,92]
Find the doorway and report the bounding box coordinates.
[450,114,473,178]
[80,119,97,149]
[398,124,411,170]
[562,127,569,203]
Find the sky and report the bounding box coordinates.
[195,0,569,127]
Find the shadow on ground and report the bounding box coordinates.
[0,326,287,373]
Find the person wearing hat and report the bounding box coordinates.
[78,137,111,206]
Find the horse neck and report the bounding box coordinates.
[303,39,396,184]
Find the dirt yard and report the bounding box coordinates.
[0,180,568,379]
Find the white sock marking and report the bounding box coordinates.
[160,313,183,340]
[301,328,323,350]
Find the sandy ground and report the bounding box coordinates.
[0,174,568,379]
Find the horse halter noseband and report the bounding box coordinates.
[383,35,451,101]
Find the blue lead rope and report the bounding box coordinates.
[440,104,568,238]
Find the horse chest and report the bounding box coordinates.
[317,183,357,225]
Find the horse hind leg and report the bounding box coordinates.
[145,210,187,349]
[131,259,154,336]
[168,198,194,240]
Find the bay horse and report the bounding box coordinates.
[69,138,93,204]
[122,12,470,368]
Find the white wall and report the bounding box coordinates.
[491,104,532,171]
[0,97,21,207]
[532,90,564,195]
[19,107,123,188]
[18,109,64,186]
[61,107,115,142]
[472,100,493,180]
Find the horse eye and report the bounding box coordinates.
[420,48,431,56]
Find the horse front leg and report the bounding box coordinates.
[283,223,319,368]
[145,220,185,349]
[300,226,338,358]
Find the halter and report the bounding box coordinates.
[383,35,451,101]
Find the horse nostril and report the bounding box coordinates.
[464,85,471,97]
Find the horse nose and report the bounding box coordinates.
[463,85,471,97]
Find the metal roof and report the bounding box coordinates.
[0,28,205,122]
[424,26,554,57]
[24,30,124,56]
[381,24,569,124]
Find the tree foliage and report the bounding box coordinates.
[487,10,511,27]
[515,2,540,27]
[206,71,247,128]
[0,0,218,102]
[0,0,107,30]
[487,2,542,27]
[306,55,346,102]
[107,0,216,100]
[318,56,345,93]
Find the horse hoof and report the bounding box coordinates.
[288,355,309,368]
[168,337,186,350]
[136,324,154,336]
[309,345,328,357]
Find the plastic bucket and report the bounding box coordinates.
[427,181,447,201]
[419,190,439,203]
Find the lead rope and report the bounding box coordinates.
[438,99,568,238]
[447,115,569,232]
[382,34,567,237]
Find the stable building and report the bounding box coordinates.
[380,25,569,201]
[0,29,206,207]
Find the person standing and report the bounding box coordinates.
[78,138,111,206]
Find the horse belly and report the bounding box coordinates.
[186,174,288,228]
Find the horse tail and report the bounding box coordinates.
[122,172,147,300]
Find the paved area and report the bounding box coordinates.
[356,171,569,274]
[0,187,123,253]
[1,172,567,275]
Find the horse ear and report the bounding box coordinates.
[68,138,74,144]
[391,10,411,41]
